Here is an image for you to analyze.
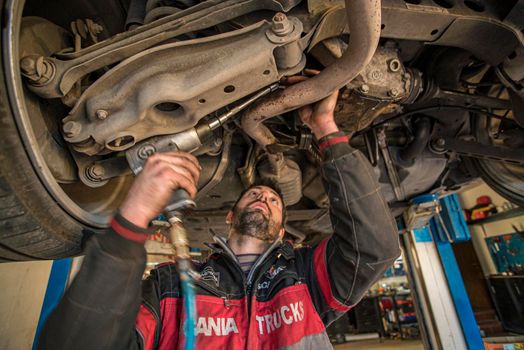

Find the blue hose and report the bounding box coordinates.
[179,259,197,350]
[164,210,197,349]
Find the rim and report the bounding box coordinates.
[3,0,131,228]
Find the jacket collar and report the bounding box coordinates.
[205,235,295,262]
[277,240,295,260]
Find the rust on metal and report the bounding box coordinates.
[240,0,382,190]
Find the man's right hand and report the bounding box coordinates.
[119,152,201,228]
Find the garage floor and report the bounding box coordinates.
[334,339,424,349]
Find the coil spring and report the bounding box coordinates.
[144,0,196,24]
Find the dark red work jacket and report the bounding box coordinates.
[38,142,400,350]
[136,236,350,349]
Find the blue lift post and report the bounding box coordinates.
[32,258,72,349]
[431,194,484,350]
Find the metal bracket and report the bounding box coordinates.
[62,22,289,156]
[21,0,302,99]
[431,137,524,164]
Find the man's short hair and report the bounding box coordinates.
[231,178,287,225]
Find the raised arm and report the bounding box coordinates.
[298,91,401,323]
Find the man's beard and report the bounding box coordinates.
[232,207,280,243]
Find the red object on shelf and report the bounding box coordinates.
[476,195,492,206]
[465,195,498,222]
[471,210,489,220]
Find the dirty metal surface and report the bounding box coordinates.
[63,22,286,155]
[314,42,421,132]
[22,0,303,99]
[307,0,522,66]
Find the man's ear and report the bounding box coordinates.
[278,227,285,239]
[226,210,233,225]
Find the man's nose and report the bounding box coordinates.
[256,191,269,202]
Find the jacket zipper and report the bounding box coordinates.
[246,238,282,288]
[245,248,284,315]
[208,235,290,346]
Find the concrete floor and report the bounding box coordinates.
[334,339,424,350]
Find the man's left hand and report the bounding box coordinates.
[298,90,340,139]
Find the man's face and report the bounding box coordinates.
[227,186,284,242]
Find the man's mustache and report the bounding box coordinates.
[246,201,271,218]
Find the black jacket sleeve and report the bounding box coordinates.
[301,140,401,324]
[37,215,151,350]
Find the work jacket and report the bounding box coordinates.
[39,141,400,350]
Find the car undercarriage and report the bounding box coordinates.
[0,0,523,258]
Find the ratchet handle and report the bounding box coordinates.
[165,189,196,217]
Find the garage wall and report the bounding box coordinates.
[458,181,524,276]
[0,260,52,350]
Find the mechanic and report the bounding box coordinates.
[38,91,400,349]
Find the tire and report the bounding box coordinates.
[0,70,84,259]
[428,47,524,207]
[0,1,121,260]
[470,114,524,207]
[474,160,524,207]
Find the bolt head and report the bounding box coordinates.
[91,165,105,177]
[360,84,370,93]
[63,121,81,137]
[20,56,52,83]
[273,12,286,22]
[96,109,108,120]
[388,88,399,97]
[271,12,292,35]
[20,56,36,74]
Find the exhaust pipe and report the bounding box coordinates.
[241,0,382,149]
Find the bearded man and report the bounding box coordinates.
[39,92,400,350]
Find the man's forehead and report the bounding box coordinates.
[247,186,281,199]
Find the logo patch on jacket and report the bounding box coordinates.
[196,317,239,336]
[266,265,286,280]
[200,266,220,287]
[255,301,305,335]
[258,266,287,291]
